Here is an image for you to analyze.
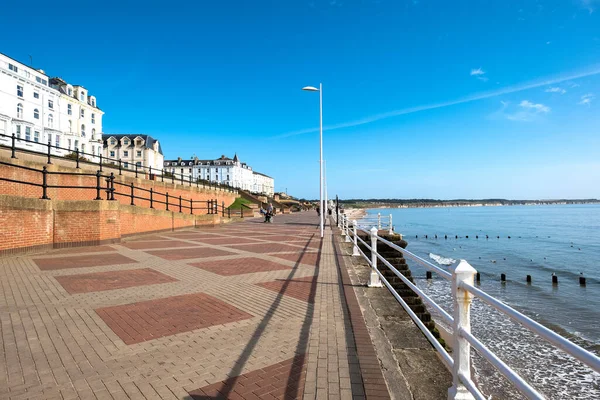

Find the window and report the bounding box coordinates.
[34,109,39,119]
[91,98,95,107]
[55,135,60,148]
[9,63,18,72]
[136,150,142,157]
[110,150,115,157]
[33,91,39,99]
[15,125,21,138]
[80,92,84,101]
[74,140,79,150]
[92,128,96,138]
[91,113,95,124]
[35,76,47,85]
[80,109,84,118]
[110,139,116,145]
[68,120,72,131]
[68,87,73,96]
[124,162,129,169]
[67,104,72,115]
[48,114,53,128]
[17,103,23,119]
[81,124,85,137]
[136,161,142,167]
[81,144,85,153]
[48,134,52,145]
[25,127,31,141]
[17,85,23,97]
[189,168,192,173]
[123,150,128,157]
[91,146,95,155]
[48,99,53,109]
[180,168,184,174]
[68,139,72,149]
[123,139,129,145]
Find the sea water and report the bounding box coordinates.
[362,205,600,399]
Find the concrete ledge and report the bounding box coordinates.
[0,194,53,211]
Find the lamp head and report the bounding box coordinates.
[302,86,319,92]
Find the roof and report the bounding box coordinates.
[164,155,242,167]
[0,51,49,77]
[253,171,273,179]
[102,134,163,155]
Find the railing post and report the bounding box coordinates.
[95,170,102,200]
[166,192,169,211]
[179,195,182,213]
[341,215,347,237]
[135,163,138,178]
[161,169,164,182]
[448,260,477,400]
[190,199,193,215]
[47,141,52,164]
[99,154,103,172]
[75,149,80,169]
[171,173,174,184]
[149,166,152,179]
[11,133,17,159]
[180,174,183,185]
[207,200,211,214]
[109,173,115,200]
[40,166,50,200]
[130,182,135,206]
[352,220,360,256]
[222,201,225,217]
[228,207,231,218]
[150,188,154,208]
[389,214,394,235]
[118,160,122,175]
[345,216,351,243]
[377,212,381,230]
[367,227,383,288]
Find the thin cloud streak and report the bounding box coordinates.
[275,65,600,138]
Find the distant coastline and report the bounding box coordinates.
[340,199,600,209]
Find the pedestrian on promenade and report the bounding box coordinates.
[265,203,274,223]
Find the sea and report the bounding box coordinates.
[361,204,600,399]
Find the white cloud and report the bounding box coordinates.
[579,93,595,105]
[275,64,600,138]
[545,87,566,94]
[579,0,599,14]
[470,68,485,76]
[519,100,551,113]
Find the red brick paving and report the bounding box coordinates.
[145,247,236,260]
[191,237,261,245]
[121,240,197,250]
[50,245,115,254]
[55,268,178,294]
[270,252,320,267]
[33,253,137,271]
[188,355,306,400]
[96,293,253,345]
[257,276,318,303]
[226,243,316,254]
[189,257,291,276]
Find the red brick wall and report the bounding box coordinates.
[0,206,53,253]
[53,209,120,245]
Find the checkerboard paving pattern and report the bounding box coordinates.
[0,212,390,399]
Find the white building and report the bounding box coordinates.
[164,154,274,196]
[103,134,164,173]
[0,52,104,159]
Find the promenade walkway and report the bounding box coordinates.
[0,213,391,399]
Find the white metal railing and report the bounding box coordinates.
[336,212,600,400]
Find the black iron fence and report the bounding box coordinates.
[0,159,235,217]
[0,133,236,193]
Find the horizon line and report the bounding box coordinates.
[274,64,600,138]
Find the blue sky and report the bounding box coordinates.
[2,0,599,199]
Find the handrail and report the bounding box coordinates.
[0,159,230,217]
[0,133,237,193]
[337,212,600,400]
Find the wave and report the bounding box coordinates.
[429,253,456,266]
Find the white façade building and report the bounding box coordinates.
[102,134,164,173]
[164,154,274,196]
[0,52,104,159]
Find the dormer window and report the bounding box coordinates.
[123,138,129,145]
[80,91,85,101]
[110,138,116,145]
[68,87,73,96]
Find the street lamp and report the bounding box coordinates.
[302,84,324,238]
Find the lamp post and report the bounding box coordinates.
[302,83,324,238]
